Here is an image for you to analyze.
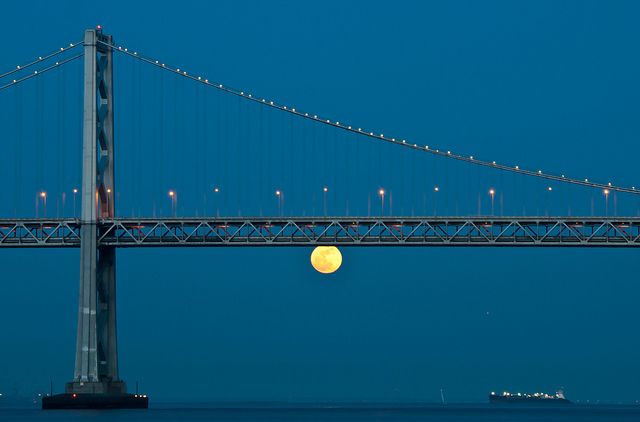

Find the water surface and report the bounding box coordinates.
[2,403,640,421]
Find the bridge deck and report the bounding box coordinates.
[1,217,640,247]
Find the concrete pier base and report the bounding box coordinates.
[42,393,148,410]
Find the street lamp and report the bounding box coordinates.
[378,188,385,216]
[433,186,439,216]
[106,188,112,216]
[489,188,495,215]
[40,191,47,217]
[168,190,176,217]
[213,187,220,217]
[603,188,610,216]
[72,188,78,217]
[323,186,328,216]
[275,190,282,216]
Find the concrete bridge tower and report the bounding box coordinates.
[43,27,146,409]
[64,27,122,395]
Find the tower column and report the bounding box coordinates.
[66,27,123,395]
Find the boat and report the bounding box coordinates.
[489,389,571,405]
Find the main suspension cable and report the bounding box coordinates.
[0,41,83,80]
[98,39,640,196]
[0,54,84,92]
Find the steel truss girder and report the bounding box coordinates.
[0,220,81,246]
[2,217,640,247]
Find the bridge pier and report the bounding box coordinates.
[43,27,146,409]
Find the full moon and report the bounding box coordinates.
[310,246,342,274]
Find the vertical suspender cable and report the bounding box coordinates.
[344,130,349,215]
[219,89,224,217]
[57,65,62,217]
[195,83,201,215]
[411,143,416,216]
[289,107,294,216]
[130,58,135,216]
[368,127,372,216]
[312,119,317,215]
[236,95,241,216]
[258,101,262,215]
[152,66,157,216]
[137,58,143,216]
[37,72,44,205]
[205,84,210,216]
[157,70,163,215]
[201,83,206,215]
[332,126,337,216]
[134,58,140,216]
[223,90,228,217]
[149,66,155,216]
[61,61,67,216]
[14,88,22,216]
[178,71,185,216]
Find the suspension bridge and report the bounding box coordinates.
[1,27,638,408]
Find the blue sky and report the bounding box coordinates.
[1,0,640,403]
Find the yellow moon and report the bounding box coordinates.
[310,246,342,274]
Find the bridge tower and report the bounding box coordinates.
[65,27,123,395]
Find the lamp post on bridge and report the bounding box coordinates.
[545,186,552,216]
[489,188,495,216]
[213,187,220,217]
[72,188,78,217]
[169,190,177,217]
[323,186,328,216]
[40,191,47,217]
[378,188,385,216]
[106,188,112,215]
[275,190,283,216]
